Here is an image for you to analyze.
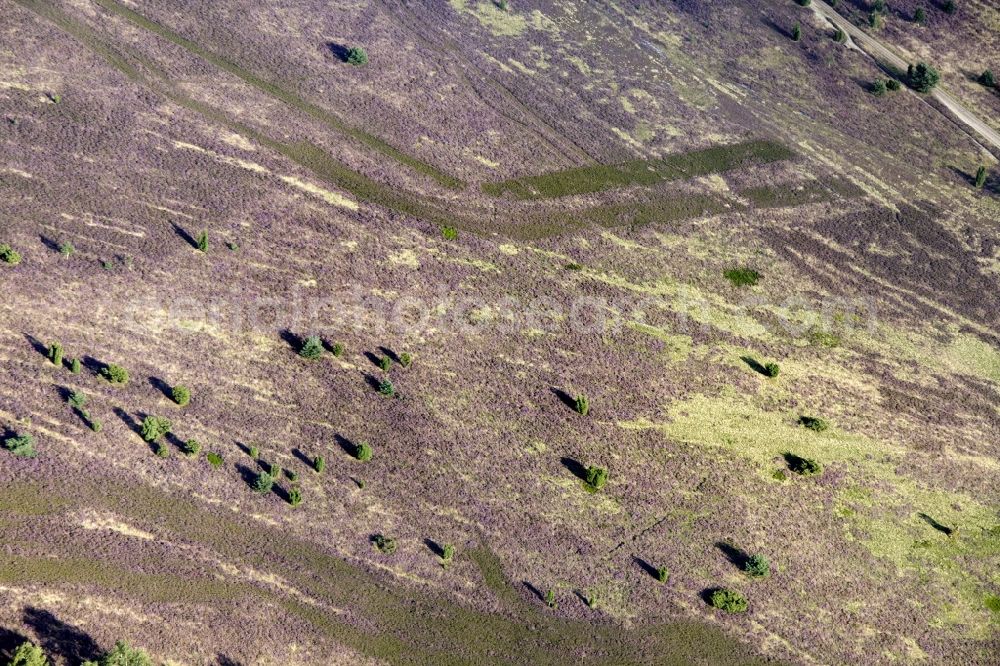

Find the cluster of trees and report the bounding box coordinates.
[7,639,151,666]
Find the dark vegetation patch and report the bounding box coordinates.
[739,177,861,208]
[483,140,794,199]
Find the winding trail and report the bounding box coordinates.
[811,0,1000,156]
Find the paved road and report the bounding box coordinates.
[811,0,1000,154]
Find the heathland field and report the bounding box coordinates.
[0,0,998,664]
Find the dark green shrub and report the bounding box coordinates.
[182,439,201,457]
[723,267,760,286]
[70,358,81,374]
[268,462,281,478]
[155,442,170,458]
[172,385,190,406]
[744,554,771,578]
[872,79,887,96]
[833,27,846,43]
[564,262,583,271]
[442,543,456,563]
[872,0,886,12]
[90,419,103,433]
[196,231,208,252]
[785,452,823,476]
[585,465,608,491]
[656,566,669,583]
[253,471,274,494]
[249,445,260,459]
[441,226,458,240]
[545,589,557,608]
[583,590,597,608]
[943,0,955,14]
[346,47,368,66]
[299,335,324,359]
[799,415,829,432]
[355,441,373,462]
[68,390,87,409]
[378,378,394,397]
[140,416,172,442]
[287,470,299,482]
[908,62,940,92]
[227,240,239,251]
[869,11,884,29]
[206,452,224,468]
[331,342,345,357]
[288,487,302,506]
[0,244,22,265]
[48,342,63,366]
[575,394,590,416]
[709,588,748,613]
[979,69,995,88]
[59,242,74,257]
[886,78,901,91]
[914,7,926,23]
[497,0,508,10]
[93,640,153,666]
[764,362,780,378]
[314,455,326,473]
[379,356,392,372]
[772,469,787,481]
[3,433,36,457]
[100,364,129,385]
[796,0,811,5]
[791,23,801,41]
[975,166,987,189]
[399,352,413,368]
[373,534,397,554]
[9,641,48,666]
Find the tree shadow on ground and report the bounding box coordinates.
[560,456,587,482]
[80,355,106,375]
[760,16,791,39]
[378,346,400,363]
[424,538,445,558]
[39,235,61,253]
[326,42,350,62]
[0,627,28,663]
[334,434,357,457]
[716,541,749,570]
[364,351,385,369]
[23,334,48,358]
[632,555,660,580]
[216,655,244,666]
[740,355,769,375]
[522,581,545,602]
[291,447,313,468]
[917,512,955,536]
[23,607,102,664]
[112,407,144,438]
[550,388,576,411]
[279,329,302,353]
[148,376,173,400]
[170,222,198,249]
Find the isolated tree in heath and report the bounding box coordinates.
[975,166,988,189]
[978,69,995,88]
[791,23,801,41]
[346,47,368,66]
[908,62,940,92]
